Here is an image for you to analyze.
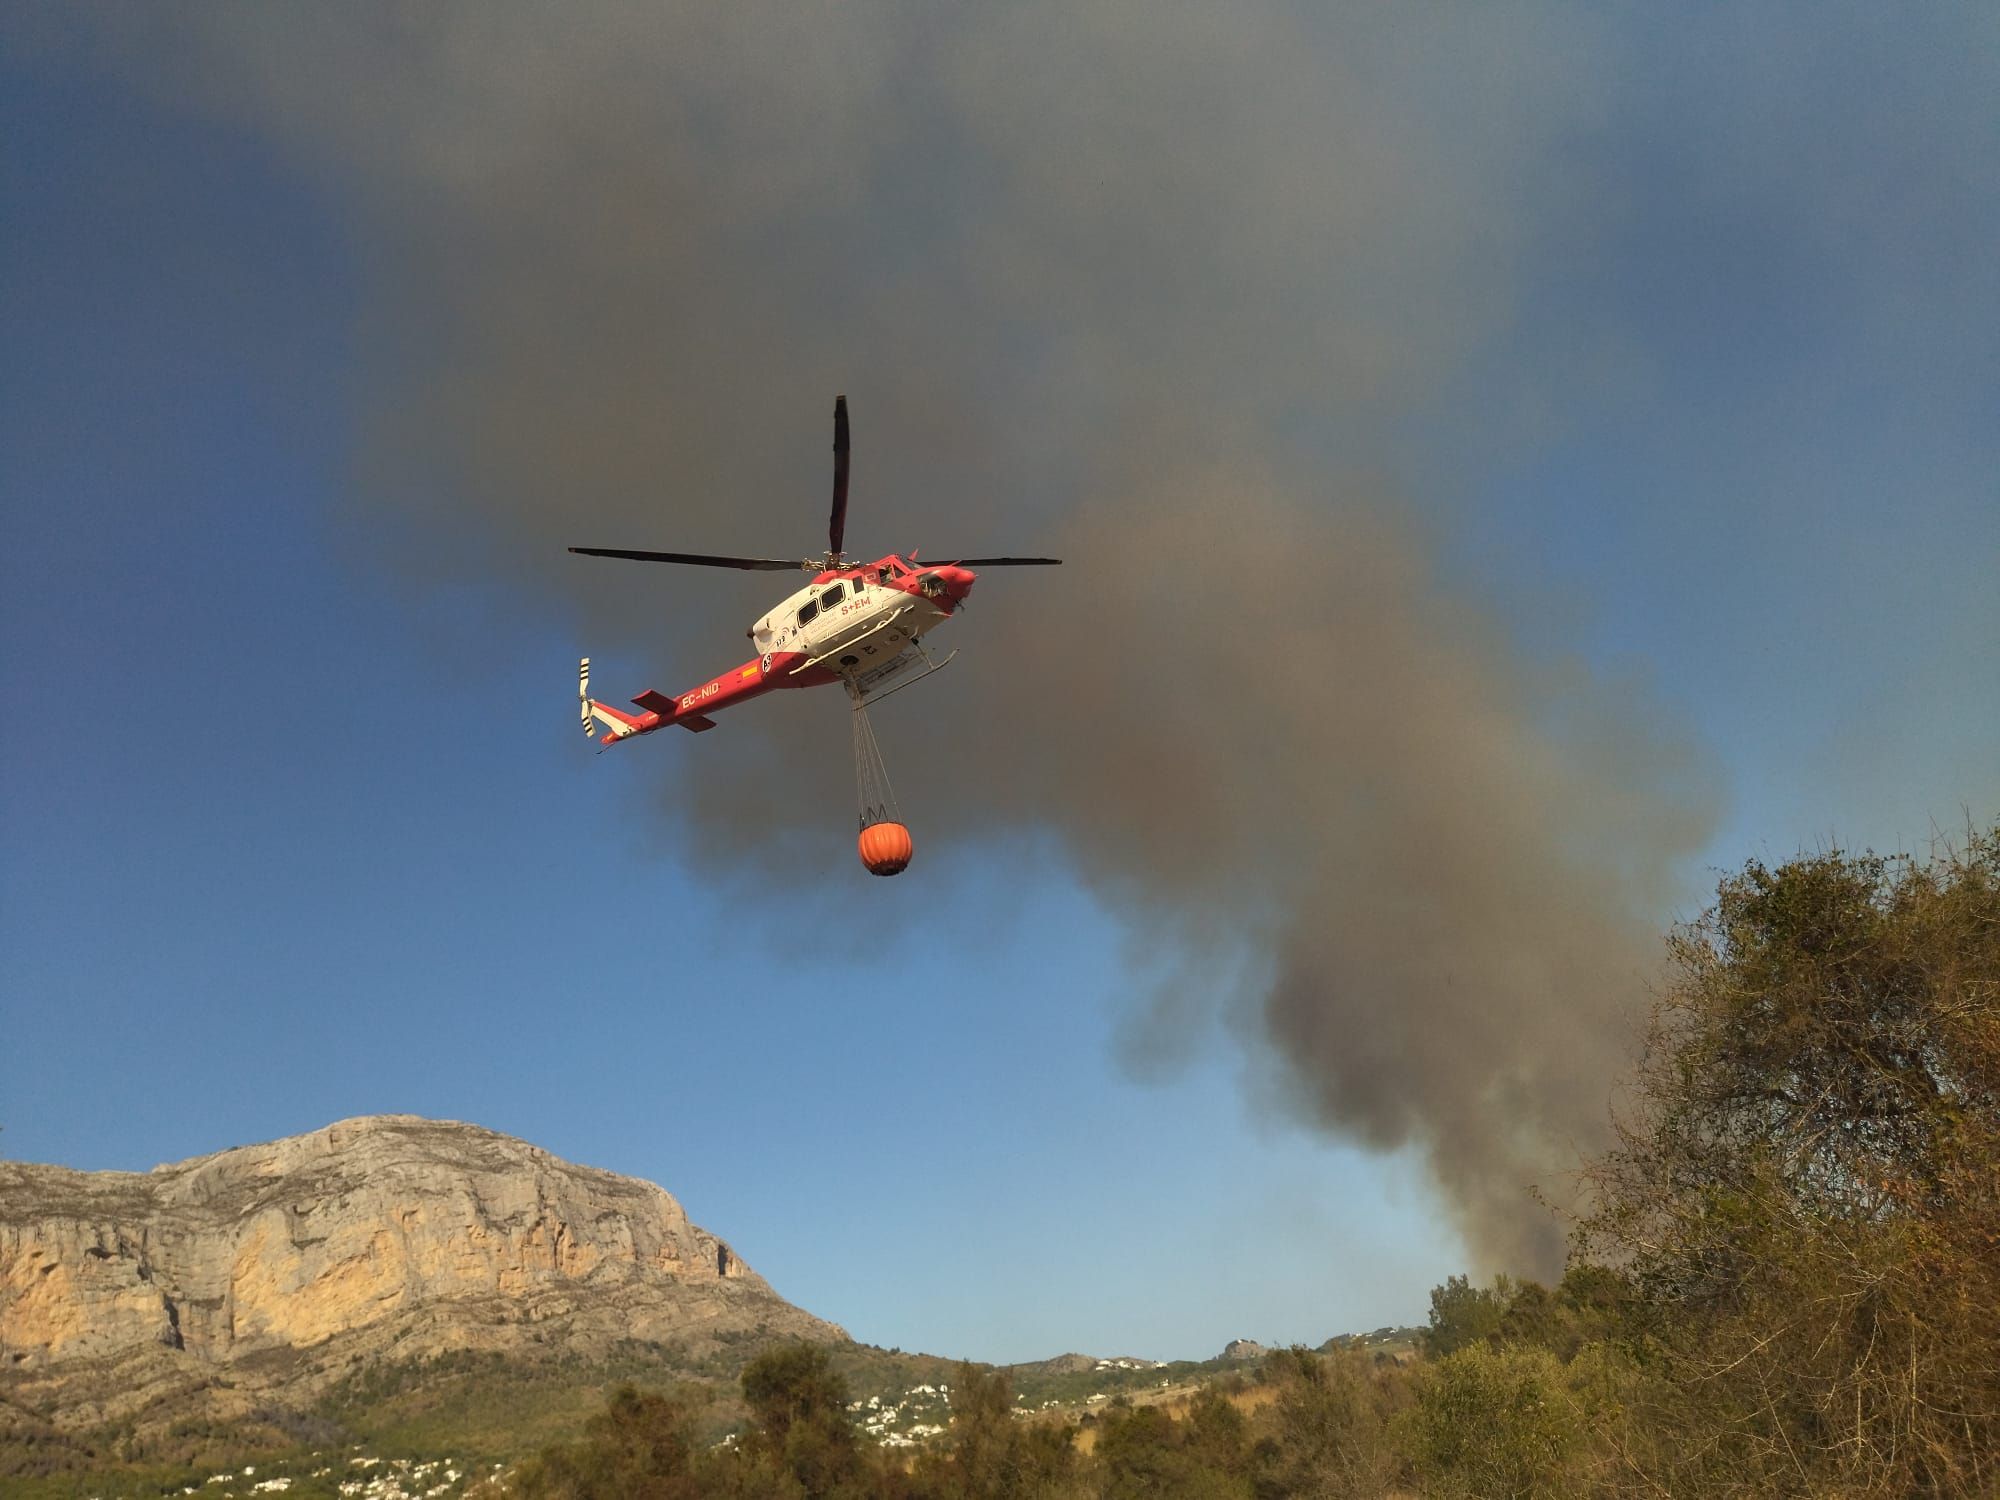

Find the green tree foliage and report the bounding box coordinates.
[1093,1398,1250,1500]
[1252,1347,1406,1499]
[1424,1264,1624,1368]
[499,1347,888,1500]
[724,1343,880,1500]
[739,1345,853,1450]
[1492,1266,1624,1361]
[916,1362,1086,1500]
[1180,1388,1251,1482]
[1420,1274,1508,1357]
[1395,1342,1589,1499]
[1420,1267,1623,1363]
[504,1384,707,1500]
[1578,828,2000,1496]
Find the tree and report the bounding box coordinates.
[504,1384,707,1500]
[919,1363,1085,1500]
[1577,827,2000,1495]
[730,1344,875,1499]
[1253,1348,1407,1500]
[1093,1400,1249,1500]
[739,1345,851,1446]
[1489,1267,1625,1361]
[1420,1275,1508,1358]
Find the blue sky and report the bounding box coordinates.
[3,5,1995,1363]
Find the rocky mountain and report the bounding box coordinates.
[0,1115,842,1433]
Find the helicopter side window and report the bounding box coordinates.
[797,600,819,627]
[821,583,845,608]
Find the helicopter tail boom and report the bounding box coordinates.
[579,653,805,748]
[632,654,796,729]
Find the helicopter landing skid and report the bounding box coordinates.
[845,637,956,709]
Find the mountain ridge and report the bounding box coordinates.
[0,1114,842,1434]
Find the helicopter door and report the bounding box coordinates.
[799,584,846,651]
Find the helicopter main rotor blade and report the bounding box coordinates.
[569,547,808,571]
[828,394,851,560]
[947,556,1064,566]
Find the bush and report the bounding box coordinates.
[1395,1343,1588,1499]
[1577,828,2000,1496]
[1253,1348,1407,1500]
[1093,1400,1249,1500]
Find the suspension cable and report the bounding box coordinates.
[851,702,903,832]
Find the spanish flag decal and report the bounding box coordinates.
[740,665,760,680]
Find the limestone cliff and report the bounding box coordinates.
[0,1115,842,1403]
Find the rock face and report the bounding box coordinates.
[0,1115,843,1385]
[1221,1338,1267,1361]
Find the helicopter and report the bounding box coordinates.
[573,395,1060,746]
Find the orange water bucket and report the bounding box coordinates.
[858,821,914,877]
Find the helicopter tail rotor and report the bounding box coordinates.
[578,656,648,748]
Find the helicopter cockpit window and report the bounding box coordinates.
[821,583,845,608]
[797,599,819,627]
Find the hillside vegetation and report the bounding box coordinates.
[480,828,2000,1498]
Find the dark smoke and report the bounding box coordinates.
[55,1,1721,1274]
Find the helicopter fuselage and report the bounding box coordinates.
[582,554,975,743]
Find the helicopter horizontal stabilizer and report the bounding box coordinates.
[629,688,719,731]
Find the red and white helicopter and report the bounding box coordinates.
[573,396,1059,745]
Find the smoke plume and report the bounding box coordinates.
[66,1,1722,1273]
